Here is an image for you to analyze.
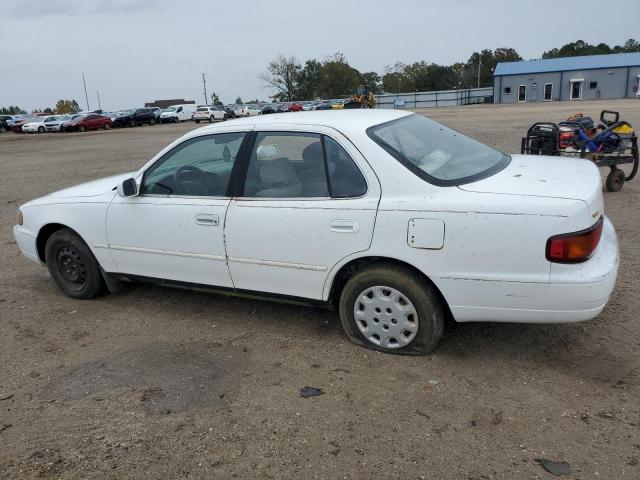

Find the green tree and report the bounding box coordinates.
[360,71,382,94]
[234,97,243,105]
[382,62,408,93]
[318,53,361,98]
[295,59,322,100]
[259,55,301,101]
[210,92,223,106]
[55,99,81,114]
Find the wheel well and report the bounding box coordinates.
[36,223,70,262]
[328,256,451,313]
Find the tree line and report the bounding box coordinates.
[261,39,640,101]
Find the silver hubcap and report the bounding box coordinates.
[353,286,419,349]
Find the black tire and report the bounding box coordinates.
[223,114,228,121]
[149,118,156,125]
[174,117,179,123]
[38,126,45,133]
[195,120,200,124]
[104,122,112,130]
[606,168,625,192]
[78,125,86,132]
[209,116,214,123]
[338,263,445,355]
[0,126,6,133]
[44,229,104,299]
[129,119,135,127]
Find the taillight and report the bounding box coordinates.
[17,208,23,226]
[546,217,604,263]
[559,131,574,149]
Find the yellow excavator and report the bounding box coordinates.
[344,86,376,109]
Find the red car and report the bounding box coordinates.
[288,103,303,112]
[62,114,112,132]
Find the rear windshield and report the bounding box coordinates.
[367,114,510,186]
[197,107,209,112]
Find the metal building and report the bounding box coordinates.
[493,53,640,104]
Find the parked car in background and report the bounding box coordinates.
[149,107,162,121]
[0,115,17,127]
[62,114,113,132]
[13,110,618,356]
[193,106,226,123]
[221,105,237,119]
[160,104,197,123]
[21,116,62,133]
[314,102,332,110]
[0,117,9,133]
[10,115,38,133]
[288,102,303,112]
[114,108,156,127]
[260,104,279,115]
[330,100,345,110]
[234,105,261,117]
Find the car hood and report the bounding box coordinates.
[459,154,603,218]
[43,172,136,199]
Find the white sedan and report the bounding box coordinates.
[192,106,226,123]
[233,105,260,117]
[21,115,65,133]
[13,110,618,355]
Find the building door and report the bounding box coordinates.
[570,80,583,100]
[544,83,553,101]
[518,85,527,102]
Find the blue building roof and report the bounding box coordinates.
[494,52,640,76]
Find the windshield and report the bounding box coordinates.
[164,106,177,112]
[367,114,509,186]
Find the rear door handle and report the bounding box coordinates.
[195,213,219,226]
[330,219,359,233]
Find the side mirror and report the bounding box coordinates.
[117,178,138,197]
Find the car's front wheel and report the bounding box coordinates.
[338,264,444,355]
[45,229,104,299]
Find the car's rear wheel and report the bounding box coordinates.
[606,167,625,192]
[338,264,444,355]
[104,122,112,130]
[209,116,214,123]
[45,229,104,299]
[0,126,6,133]
[195,119,200,124]
[174,117,179,123]
[129,119,135,127]
[149,118,156,125]
[78,125,86,132]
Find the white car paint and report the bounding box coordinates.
[160,104,197,123]
[14,110,618,327]
[21,116,64,133]
[192,106,226,123]
[233,105,260,117]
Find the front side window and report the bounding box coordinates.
[142,133,246,196]
[367,114,509,186]
[244,132,328,198]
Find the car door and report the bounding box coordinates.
[225,126,380,300]
[106,129,251,287]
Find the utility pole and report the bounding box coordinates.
[96,90,101,110]
[202,73,208,105]
[82,73,90,111]
[477,56,482,89]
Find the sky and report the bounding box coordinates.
[1,0,639,111]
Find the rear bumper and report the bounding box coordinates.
[13,225,40,263]
[443,217,619,323]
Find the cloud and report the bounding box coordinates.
[0,0,168,20]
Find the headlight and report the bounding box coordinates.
[17,209,23,226]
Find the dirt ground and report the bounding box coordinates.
[1,99,639,479]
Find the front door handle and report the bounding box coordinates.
[195,213,219,226]
[330,219,359,233]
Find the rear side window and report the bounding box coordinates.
[367,114,509,186]
[324,136,367,197]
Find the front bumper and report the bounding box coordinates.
[13,225,40,263]
[442,217,619,323]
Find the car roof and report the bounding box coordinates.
[193,109,411,136]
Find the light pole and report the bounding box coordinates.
[202,73,208,105]
[82,73,90,111]
[96,90,101,110]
